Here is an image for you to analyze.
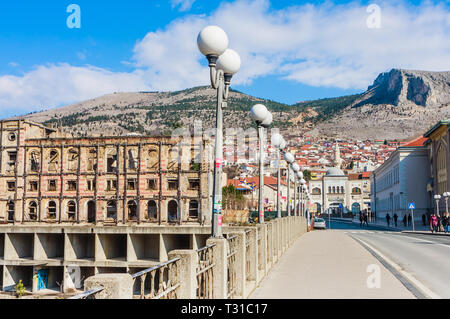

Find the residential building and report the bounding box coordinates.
[370,137,431,222]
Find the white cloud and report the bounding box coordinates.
[133,0,450,90]
[0,0,449,115]
[0,64,149,111]
[171,0,196,12]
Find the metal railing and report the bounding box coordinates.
[68,287,104,299]
[131,257,181,299]
[196,244,215,299]
[226,235,238,298]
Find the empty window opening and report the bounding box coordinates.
[188,179,200,191]
[7,181,16,191]
[147,149,158,170]
[67,181,77,191]
[29,181,38,192]
[30,151,40,172]
[168,200,178,222]
[127,179,137,191]
[147,201,158,220]
[48,150,59,172]
[106,180,117,191]
[189,200,199,218]
[128,201,138,221]
[28,201,38,221]
[87,201,96,223]
[8,132,16,141]
[168,179,178,190]
[48,180,57,191]
[87,180,96,191]
[147,179,157,190]
[47,201,57,219]
[107,153,118,173]
[67,148,78,171]
[128,149,138,170]
[7,201,14,222]
[87,149,97,171]
[67,201,76,221]
[107,201,117,220]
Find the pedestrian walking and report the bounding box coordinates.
[363,213,369,227]
[422,214,427,226]
[359,213,363,228]
[408,214,412,228]
[403,215,407,227]
[430,213,438,233]
[442,212,449,234]
[393,213,398,227]
[386,213,391,227]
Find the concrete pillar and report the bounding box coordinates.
[206,237,228,299]
[247,229,257,283]
[168,250,197,299]
[84,273,133,299]
[256,224,267,279]
[233,232,246,298]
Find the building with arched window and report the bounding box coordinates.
[424,120,450,213]
[0,119,213,225]
[308,143,370,215]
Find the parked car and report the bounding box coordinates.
[314,218,326,229]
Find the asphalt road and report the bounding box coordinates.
[330,219,450,298]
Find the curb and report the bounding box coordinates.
[402,231,450,237]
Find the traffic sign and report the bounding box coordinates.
[408,203,415,209]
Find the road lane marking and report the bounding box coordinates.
[399,234,450,249]
[349,234,441,299]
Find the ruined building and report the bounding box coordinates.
[0,120,213,226]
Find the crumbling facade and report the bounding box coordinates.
[0,120,213,226]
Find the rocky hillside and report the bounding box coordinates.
[310,69,450,140]
[16,87,310,137]
[12,68,450,140]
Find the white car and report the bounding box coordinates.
[314,218,326,229]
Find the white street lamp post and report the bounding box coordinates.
[198,26,241,238]
[292,163,300,216]
[434,194,442,216]
[443,192,450,213]
[251,104,273,224]
[300,178,306,217]
[271,133,285,219]
[284,152,295,216]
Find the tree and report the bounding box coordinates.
[303,170,312,181]
[222,185,247,210]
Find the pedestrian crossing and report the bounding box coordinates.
[342,230,394,234]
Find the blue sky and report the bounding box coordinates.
[0,0,449,118]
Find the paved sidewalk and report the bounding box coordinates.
[250,230,415,299]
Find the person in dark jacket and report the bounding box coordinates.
[442,212,449,233]
[403,215,407,227]
[359,213,363,228]
[393,213,398,227]
[408,214,412,228]
[386,213,391,227]
[422,214,427,226]
[437,214,442,232]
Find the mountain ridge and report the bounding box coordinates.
[10,68,450,140]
